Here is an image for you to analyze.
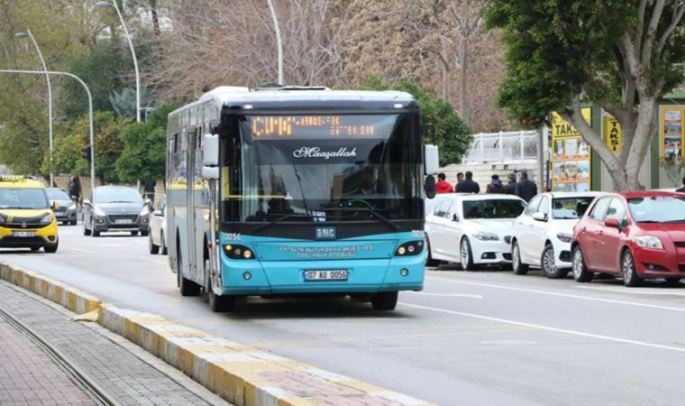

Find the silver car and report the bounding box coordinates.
[46,187,77,225]
[82,185,151,237]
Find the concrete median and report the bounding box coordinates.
[0,261,434,406]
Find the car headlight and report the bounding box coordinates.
[68,204,76,211]
[40,214,54,223]
[556,233,573,243]
[473,232,499,241]
[94,206,106,217]
[635,235,663,250]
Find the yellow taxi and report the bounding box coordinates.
[0,176,59,253]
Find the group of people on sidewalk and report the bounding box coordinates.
[434,170,537,202]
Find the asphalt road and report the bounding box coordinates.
[3,225,685,405]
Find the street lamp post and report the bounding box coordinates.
[96,1,141,123]
[0,69,96,194]
[266,0,284,85]
[14,29,54,186]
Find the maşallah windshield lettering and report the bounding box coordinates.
[292,147,357,159]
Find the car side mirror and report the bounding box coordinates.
[153,210,163,217]
[83,199,91,206]
[452,213,459,222]
[532,212,547,222]
[425,175,436,199]
[604,218,620,229]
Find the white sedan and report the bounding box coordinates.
[510,191,603,278]
[148,195,167,255]
[426,194,527,270]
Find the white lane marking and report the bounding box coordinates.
[480,340,537,345]
[400,302,685,353]
[574,285,685,297]
[427,276,685,313]
[408,292,483,299]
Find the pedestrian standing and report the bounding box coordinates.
[457,171,480,194]
[454,172,464,191]
[505,173,517,195]
[435,173,454,194]
[144,179,156,204]
[68,175,82,207]
[486,174,506,194]
[516,171,538,202]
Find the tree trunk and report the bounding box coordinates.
[459,38,469,125]
[622,97,656,191]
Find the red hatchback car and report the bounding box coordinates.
[571,191,685,286]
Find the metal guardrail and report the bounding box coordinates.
[463,130,539,164]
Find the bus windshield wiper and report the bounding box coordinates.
[319,207,399,231]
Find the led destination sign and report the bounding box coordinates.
[247,115,397,139]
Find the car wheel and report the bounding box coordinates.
[70,220,77,226]
[541,244,568,279]
[621,249,642,287]
[512,241,529,275]
[572,246,593,282]
[178,248,201,296]
[665,277,681,284]
[460,238,477,271]
[83,222,91,236]
[425,237,439,267]
[44,241,58,254]
[91,221,100,237]
[131,231,139,236]
[371,291,398,311]
[149,233,159,254]
[161,233,167,255]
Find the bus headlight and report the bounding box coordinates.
[395,241,424,256]
[223,244,256,260]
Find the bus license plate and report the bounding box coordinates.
[304,270,348,281]
[13,231,35,237]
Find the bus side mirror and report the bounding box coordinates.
[425,175,436,199]
[424,144,439,176]
[202,133,219,166]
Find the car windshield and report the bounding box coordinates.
[552,196,596,219]
[0,188,49,209]
[94,187,143,204]
[462,199,526,219]
[46,188,70,201]
[628,196,685,223]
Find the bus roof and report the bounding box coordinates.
[171,86,419,117]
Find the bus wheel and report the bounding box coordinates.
[371,291,398,311]
[178,249,200,296]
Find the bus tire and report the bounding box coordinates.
[371,291,398,311]
[178,248,201,296]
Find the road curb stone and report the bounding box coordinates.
[0,261,435,406]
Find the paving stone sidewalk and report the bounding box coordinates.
[0,281,231,406]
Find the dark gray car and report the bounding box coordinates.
[46,187,77,225]
[82,185,150,237]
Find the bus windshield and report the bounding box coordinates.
[225,113,421,223]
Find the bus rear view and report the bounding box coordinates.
[167,86,437,312]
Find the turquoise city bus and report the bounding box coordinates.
[166,86,438,312]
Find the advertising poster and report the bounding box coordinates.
[661,107,684,161]
[550,109,592,192]
[602,114,622,154]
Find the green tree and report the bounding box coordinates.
[361,77,472,167]
[116,104,175,183]
[48,111,129,184]
[485,1,685,191]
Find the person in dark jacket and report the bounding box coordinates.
[457,171,480,194]
[144,179,156,204]
[454,172,464,191]
[505,173,517,195]
[516,171,537,202]
[68,175,82,207]
[486,174,506,194]
[435,173,454,194]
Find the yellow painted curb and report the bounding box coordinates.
[0,261,435,406]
